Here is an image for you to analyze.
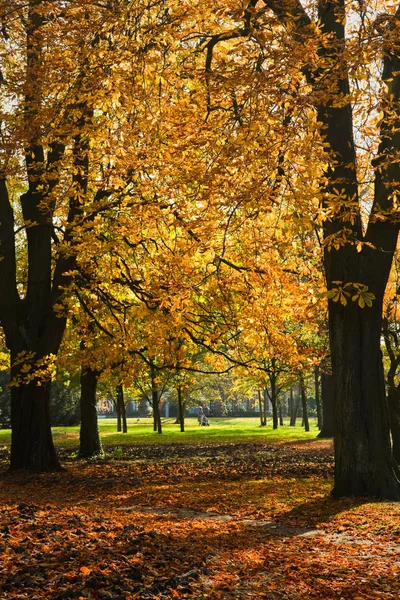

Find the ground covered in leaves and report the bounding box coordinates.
[0,440,399,599]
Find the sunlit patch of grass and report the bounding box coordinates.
[52,417,323,448]
[0,417,325,450]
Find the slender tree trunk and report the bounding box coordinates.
[79,366,102,458]
[116,399,122,432]
[289,388,295,426]
[291,387,301,427]
[177,386,185,432]
[116,384,127,433]
[279,402,284,426]
[150,365,162,434]
[269,373,279,430]
[263,389,268,426]
[258,390,266,426]
[122,402,127,433]
[300,378,310,432]
[153,399,162,434]
[315,366,322,430]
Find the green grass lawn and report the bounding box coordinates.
[0,416,324,449]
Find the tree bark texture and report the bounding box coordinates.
[318,0,400,497]
[10,379,61,471]
[318,373,335,438]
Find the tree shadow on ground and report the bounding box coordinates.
[276,493,370,529]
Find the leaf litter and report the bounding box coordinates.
[0,439,399,599]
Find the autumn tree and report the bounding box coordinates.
[181,0,400,497]
[0,0,177,470]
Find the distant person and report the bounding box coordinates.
[201,415,210,426]
[198,406,203,425]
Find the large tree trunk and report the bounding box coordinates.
[79,366,102,458]
[319,0,400,498]
[330,299,400,497]
[10,377,61,472]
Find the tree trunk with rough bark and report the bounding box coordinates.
[10,376,61,472]
[318,373,335,438]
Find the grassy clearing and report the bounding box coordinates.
[0,417,323,449]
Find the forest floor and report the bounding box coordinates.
[0,439,399,599]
